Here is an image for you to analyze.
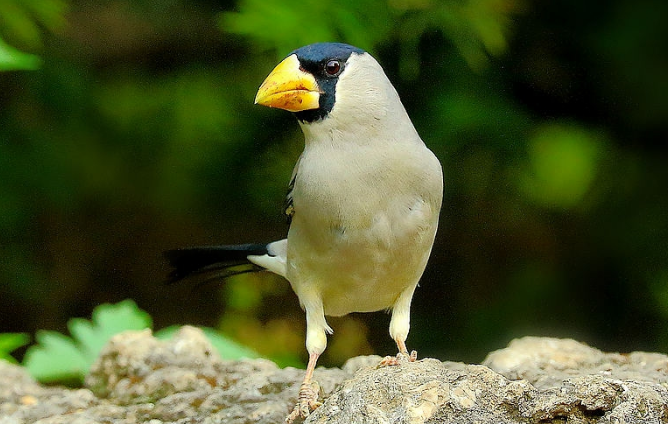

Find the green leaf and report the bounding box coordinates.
[0,37,41,71]
[0,0,68,49]
[0,333,30,364]
[155,326,259,360]
[23,300,153,383]
[68,299,152,360]
[23,330,89,383]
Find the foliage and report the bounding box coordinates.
[0,0,68,49]
[518,123,604,209]
[23,300,152,383]
[221,0,521,73]
[0,333,30,364]
[21,300,257,384]
[0,0,68,71]
[0,37,41,71]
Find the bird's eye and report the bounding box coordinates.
[325,60,341,76]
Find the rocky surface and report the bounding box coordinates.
[1,327,667,423]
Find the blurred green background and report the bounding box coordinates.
[1,0,667,367]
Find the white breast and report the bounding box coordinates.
[285,142,442,316]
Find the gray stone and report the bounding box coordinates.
[1,329,667,423]
[483,336,668,388]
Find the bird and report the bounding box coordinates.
[165,42,443,422]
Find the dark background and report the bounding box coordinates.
[1,0,667,367]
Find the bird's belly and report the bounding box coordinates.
[317,252,416,316]
[286,206,435,317]
[299,249,417,316]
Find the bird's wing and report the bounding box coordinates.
[284,154,301,226]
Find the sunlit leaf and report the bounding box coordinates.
[0,333,30,364]
[0,37,41,71]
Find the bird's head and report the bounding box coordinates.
[255,43,395,124]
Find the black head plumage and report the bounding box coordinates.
[290,43,365,122]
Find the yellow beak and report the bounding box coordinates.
[254,54,321,112]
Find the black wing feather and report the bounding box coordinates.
[164,244,268,283]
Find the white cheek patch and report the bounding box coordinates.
[329,53,389,125]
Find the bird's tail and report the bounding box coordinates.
[164,244,269,284]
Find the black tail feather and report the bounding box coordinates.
[164,243,268,284]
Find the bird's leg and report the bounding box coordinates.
[286,352,323,423]
[286,301,330,423]
[286,352,322,423]
[380,285,418,367]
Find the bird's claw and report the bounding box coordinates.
[286,381,322,423]
[378,350,418,367]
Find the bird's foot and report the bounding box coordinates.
[285,380,322,423]
[378,350,418,367]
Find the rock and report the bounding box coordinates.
[482,336,668,388]
[86,326,226,402]
[482,336,668,423]
[0,360,98,424]
[84,326,351,423]
[308,358,529,424]
[1,330,667,423]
